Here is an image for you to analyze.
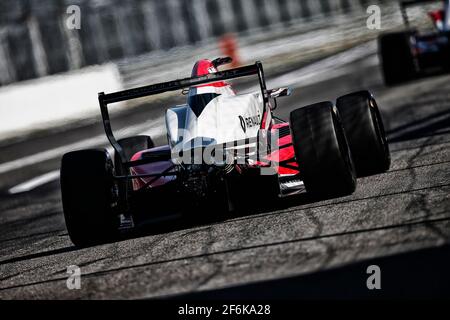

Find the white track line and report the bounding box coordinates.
[268,41,378,87]
[4,119,164,194]
[8,170,60,194]
[0,117,164,175]
[246,41,378,93]
[1,135,108,175]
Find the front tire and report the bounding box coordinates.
[60,149,119,247]
[337,91,390,176]
[290,101,356,197]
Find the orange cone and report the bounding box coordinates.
[218,33,241,68]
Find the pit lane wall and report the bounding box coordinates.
[0,64,123,143]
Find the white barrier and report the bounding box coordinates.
[0,63,122,141]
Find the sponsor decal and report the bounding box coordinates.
[239,115,246,133]
[238,113,261,133]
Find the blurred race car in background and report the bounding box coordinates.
[379,0,450,85]
[60,57,390,247]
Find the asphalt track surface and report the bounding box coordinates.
[1,45,450,299]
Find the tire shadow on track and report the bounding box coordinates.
[171,244,450,299]
[0,193,319,268]
[0,246,78,266]
[386,100,450,143]
[127,191,331,238]
[0,179,379,269]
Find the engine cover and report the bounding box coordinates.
[166,92,266,153]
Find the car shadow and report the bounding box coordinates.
[0,246,78,266]
[0,191,338,266]
[125,191,332,240]
[170,243,450,299]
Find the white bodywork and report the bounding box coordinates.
[165,92,269,152]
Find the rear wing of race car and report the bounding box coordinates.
[98,61,268,169]
[400,0,446,27]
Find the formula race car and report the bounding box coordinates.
[379,0,450,85]
[60,57,390,247]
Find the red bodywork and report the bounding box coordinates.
[428,9,445,29]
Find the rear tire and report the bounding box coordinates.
[379,31,417,86]
[290,102,356,197]
[336,91,391,176]
[60,149,118,247]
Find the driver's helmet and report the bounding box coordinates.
[428,9,445,31]
[187,59,235,117]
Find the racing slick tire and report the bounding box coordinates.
[290,102,356,197]
[378,30,417,86]
[337,91,391,176]
[60,149,119,247]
